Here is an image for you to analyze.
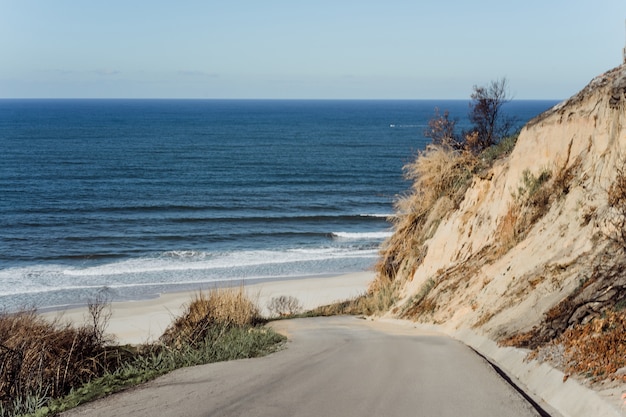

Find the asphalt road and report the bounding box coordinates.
[63,317,543,417]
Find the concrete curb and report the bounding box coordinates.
[378,319,624,417]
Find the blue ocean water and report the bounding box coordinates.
[0,99,558,311]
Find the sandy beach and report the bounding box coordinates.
[41,272,374,345]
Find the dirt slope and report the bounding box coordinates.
[381,64,626,383]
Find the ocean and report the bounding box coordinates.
[0,99,558,311]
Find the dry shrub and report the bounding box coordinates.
[501,267,601,350]
[377,146,476,282]
[501,255,626,368]
[267,296,303,317]
[424,108,461,148]
[499,330,537,348]
[160,287,262,348]
[531,311,626,382]
[0,309,128,412]
[464,131,481,151]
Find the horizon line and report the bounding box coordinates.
[0,97,563,101]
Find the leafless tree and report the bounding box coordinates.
[87,288,113,345]
[466,78,516,152]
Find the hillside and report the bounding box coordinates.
[375,64,626,385]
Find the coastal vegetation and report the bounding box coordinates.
[0,79,522,416]
[0,287,284,417]
[3,68,626,415]
[499,157,626,380]
[299,79,524,320]
[366,66,626,389]
[266,295,304,318]
[304,280,398,317]
[376,78,517,286]
[423,78,515,152]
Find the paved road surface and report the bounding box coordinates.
[63,317,543,417]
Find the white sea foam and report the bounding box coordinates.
[58,247,373,278]
[332,231,393,240]
[0,246,379,303]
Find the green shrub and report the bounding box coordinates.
[479,133,519,166]
[516,168,552,202]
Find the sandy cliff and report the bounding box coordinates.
[380,65,626,382]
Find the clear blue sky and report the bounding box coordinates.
[1,0,625,99]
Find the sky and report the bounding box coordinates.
[1,1,625,100]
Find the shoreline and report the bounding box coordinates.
[41,271,375,345]
[33,272,351,315]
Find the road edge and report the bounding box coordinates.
[377,319,623,417]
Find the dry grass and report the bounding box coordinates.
[399,245,499,323]
[0,309,132,414]
[376,145,476,283]
[497,152,580,254]
[496,167,563,254]
[504,168,553,246]
[308,279,399,317]
[499,330,537,348]
[160,286,262,348]
[0,288,283,416]
[374,140,514,319]
[401,278,437,318]
[402,145,477,212]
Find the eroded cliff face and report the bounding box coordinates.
[389,65,626,344]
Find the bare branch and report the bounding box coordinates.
[466,78,516,152]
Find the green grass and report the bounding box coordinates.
[1,288,285,417]
[25,326,285,417]
[478,133,519,167]
[516,168,552,202]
